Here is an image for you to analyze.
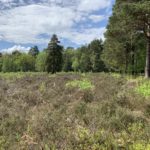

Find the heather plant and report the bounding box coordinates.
[0,73,149,149]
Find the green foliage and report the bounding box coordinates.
[2,55,16,72]
[18,54,35,72]
[45,34,63,74]
[135,80,150,97]
[72,58,80,72]
[39,82,46,93]
[0,38,107,74]
[70,40,106,73]
[63,48,75,72]
[1,53,36,72]
[103,0,148,75]
[66,78,94,90]
[35,52,47,72]
[28,46,39,57]
[89,39,106,72]
[80,53,92,72]
[73,123,150,150]
[0,72,44,80]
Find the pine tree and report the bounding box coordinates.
[125,0,150,77]
[103,0,149,75]
[46,34,63,74]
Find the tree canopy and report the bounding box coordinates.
[103,0,149,77]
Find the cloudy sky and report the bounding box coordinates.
[0,0,115,53]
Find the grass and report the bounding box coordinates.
[0,72,149,149]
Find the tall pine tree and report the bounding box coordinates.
[46,34,63,74]
[103,0,149,75]
[124,0,150,77]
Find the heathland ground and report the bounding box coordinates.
[0,72,150,149]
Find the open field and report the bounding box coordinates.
[0,72,150,150]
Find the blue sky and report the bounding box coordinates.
[0,0,115,53]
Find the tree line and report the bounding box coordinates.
[0,35,106,73]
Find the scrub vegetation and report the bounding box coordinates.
[0,73,149,149]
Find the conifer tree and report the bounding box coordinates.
[103,0,149,76]
[46,34,63,74]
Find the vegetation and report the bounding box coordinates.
[35,52,47,72]
[66,78,95,90]
[0,73,149,149]
[28,46,39,57]
[0,38,106,74]
[45,34,63,74]
[135,80,150,97]
[103,0,150,78]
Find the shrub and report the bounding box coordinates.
[135,80,150,97]
[0,73,149,149]
[66,78,94,90]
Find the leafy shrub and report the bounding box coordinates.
[66,78,94,90]
[135,80,150,97]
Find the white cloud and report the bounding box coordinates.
[61,27,106,45]
[78,0,111,12]
[0,4,77,43]
[0,0,111,9]
[1,45,30,53]
[0,0,113,46]
[0,0,14,2]
[89,15,106,23]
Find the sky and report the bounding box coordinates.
[0,0,115,53]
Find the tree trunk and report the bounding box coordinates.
[145,38,150,78]
[131,46,135,76]
[125,48,128,74]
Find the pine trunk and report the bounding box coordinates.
[131,46,135,76]
[145,38,150,78]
